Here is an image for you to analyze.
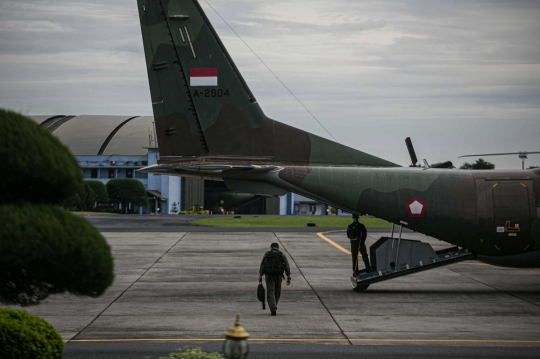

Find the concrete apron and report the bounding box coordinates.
[11,231,540,346]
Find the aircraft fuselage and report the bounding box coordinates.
[272,166,540,265]
[143,163,540,266]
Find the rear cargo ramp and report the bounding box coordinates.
[351,237,475,291]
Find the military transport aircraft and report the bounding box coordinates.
[136,0,540,289]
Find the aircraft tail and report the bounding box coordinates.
[137,0,397,167]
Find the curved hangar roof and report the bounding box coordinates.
[29,115,155,156]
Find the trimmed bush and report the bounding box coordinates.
[0,109,114,357]
[0,109,82,204]
[107,178,148,207]
[85,180,108,202]
[0,204,114,306]
[0,308,64,359]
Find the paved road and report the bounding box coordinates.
[64,342,540,359]
[7,230,540,358]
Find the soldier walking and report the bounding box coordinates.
[347,214,372,275]
[258,243,291,316]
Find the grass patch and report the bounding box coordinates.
[190,216,392,228]
[72,211,118,215]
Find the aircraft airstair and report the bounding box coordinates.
[351,232,475,291]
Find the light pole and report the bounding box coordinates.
[223,314,249,359]
[519,153,527,170]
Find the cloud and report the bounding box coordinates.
[0,20,71,33]
[0,0,539,168]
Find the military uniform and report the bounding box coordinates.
[350,221,372,274]
[259,248,291,314]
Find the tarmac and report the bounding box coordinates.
[82,213,388,232]
[8,219,540,358]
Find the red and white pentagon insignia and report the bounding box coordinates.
[406,197,427,218]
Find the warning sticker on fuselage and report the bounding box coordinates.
[497,227,504,233]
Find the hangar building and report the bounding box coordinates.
[30,115,329,215]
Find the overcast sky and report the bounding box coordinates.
[1,0,539,169]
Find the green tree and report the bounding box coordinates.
[430,161,454,169]
[62,182,95,211]
[78,182,95,210]
[106,178,148,213]
[0,109,114,306]
[459,158,495,170]
[85,180,108,203]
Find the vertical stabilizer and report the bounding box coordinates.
[137,0,397,167]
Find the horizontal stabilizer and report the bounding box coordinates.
[223,179,287,196]
[136,0,398,168]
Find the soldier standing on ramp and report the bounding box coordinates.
[348,214,372,275]
[258,243,291,316]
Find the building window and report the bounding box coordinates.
[91,169,98,178]
[126,169,133,178]
[108,169,115,178]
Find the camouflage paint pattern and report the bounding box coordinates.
[276,166,540,257]
[137,0,396,167]
[137,0,540,266]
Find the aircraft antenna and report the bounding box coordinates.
[203,0,360,165]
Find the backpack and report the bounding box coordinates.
[347,222,363,239]
[264,250,285,275]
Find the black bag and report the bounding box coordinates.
[347,222,362,239]
[257,281,265,310]
[264,250,285,275]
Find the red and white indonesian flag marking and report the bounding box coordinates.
[190,68,217,86]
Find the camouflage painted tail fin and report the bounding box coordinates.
[137,0,397,167]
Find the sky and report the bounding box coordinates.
[1,0,539,169]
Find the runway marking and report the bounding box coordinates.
[65,338,540,344]
[276,234,352,344]
[317,232,351,255]
[319,229,347,234]
[350,339,540,344]
[66,338,348,343]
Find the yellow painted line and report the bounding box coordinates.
[350,339,540,344]
[317,231,351,255]
[67,339,222,343]
[67,338,348,343]
[65,338,540,344]
[319,229,347,234]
